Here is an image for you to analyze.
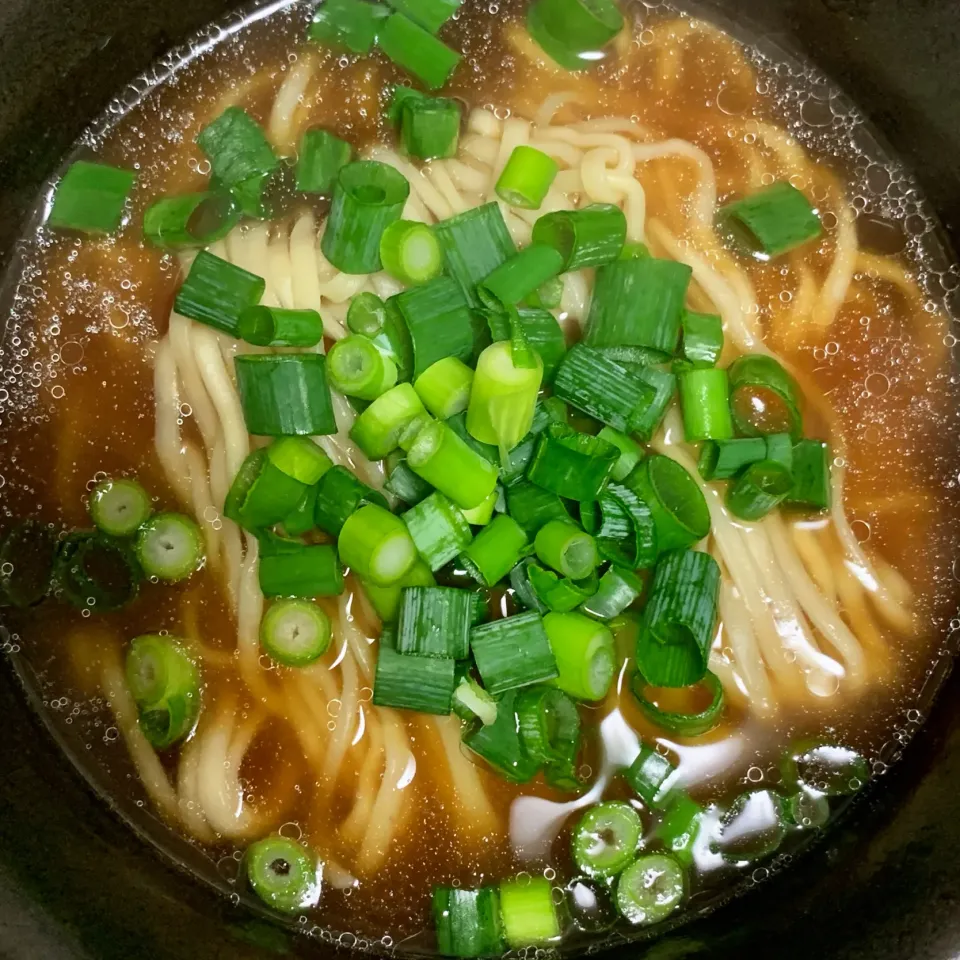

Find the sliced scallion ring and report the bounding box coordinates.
[89,478,153,537]
[135,512,204,582]
[572,801,643,878]
[615,854,686,925]
[260,599,332,667]
[244,835,320,913]
[630,670,725,737]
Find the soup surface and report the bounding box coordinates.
[1,0,959,953]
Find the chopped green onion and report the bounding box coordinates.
[460,513,528,587]
[528,0,623,57]
[525,0,593,70]
[385,455,433,505]
[0,521,59,608]
[678,367,734,442]
[338,504,417,586]
[259,536,343,597]
[48,160,136,234]
[680,310,723,367]
[584,258,692,361]
[125,635,200,749]
[407,420,500,510]
[386,84,430,127]
[384,0,461,31]
[505,481,568,537]
[435,202,517,308]
[462,688,537,782]
[322,161,410,274]
[400,96,461,160]
[268,436,332,486]
[453,671,499,726]
[581,482,657,569]
[397,585,472,658]
[728,353,803,439]
[374,628,456,713]
[432,886,504,960]
[414,357,474,420]
[623,455,710,552]
[624,744,675,808]
[245,835,319,913]
[781,740,870,796]
[620,241,651,260]
[726,459,793,521]
[326,334,399,400]
[307,0,388,54]
[378,12,462,90]
[615,854,685,925]
[234,459,306,529]
[697,437,767,481]
[528,564,597,614]
[380,220,444,286]
[135,513,202,582]
[362,558,435,623]
[235,354,336,437]
[498,397,568,484]
[238,305,324,348]
[313,465,388,536]
[718,181,823,258]
[524,276,563,312]
[631,671,725,737]
[597,427,644,482]
[223,449,265,527]
[462,489,499,526]
[499,877,560,947]
[296,128,352,193]
[88,478,152,537]
[527,423,619,502]
[260,599,331,667]
[580,566,642,620]
[572,802,642,879]
[543,611,615,701]
[516,684,580,777]
[403,491,473,570]
[629,365,677,441]
[495,146,559,210]
[348,292,412,376]
[283,486,319,537]
[174,250,265,337]
[635,549,720,688]
[534,520,598,580]
[471,610,557,695]
[531,203,626,271]
[144,191,240,249]
[764,433,794,472]
[783,787,830,829]
[716,789,787,862]
[479,246,564,311]
[785,439,831,510]
[485,306,566,384]
[656,792,705,867]
[350,382,425,459]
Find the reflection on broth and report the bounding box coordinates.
[0,0,958,953]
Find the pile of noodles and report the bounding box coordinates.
[93,16,923,880]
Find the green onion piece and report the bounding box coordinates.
[414,357,474,420]
[525,0,594,70]
[716,790,787,862]
[393,275,476,378]
[624,743,675,808]
[235,459,306,529]
[296,128,352,194]
[125,635,200,748]
[505,481,568,537]
[347,292,410,374]
[572,802,642,879]
[0,521,59,608]
[362,558,435,623]
[462,489,498,526]
[531,203,626,271]
[499,397,568,484]
[620,241,651,260]
[534,520,598,580]
[245,836,319,913]
[582,482,657,569]
[697,437,767,481]
[680,310,723,367]
[373,628,456,713]
[379,220,444,286]
[397,585,472,658]
[635,549,720,688]
[718,181,823,258]
[726,459,793,521]
[467,340,544,459]
[516,683,580,763]
[462,688,537,782]
[385,455,432,505]
[174,250,265,337]
[313,465,388,536]
[235,354,336,437]
[527,423,618,502]
[378,13,462,90]
[432,886,504,960]
[783,787,830,829]
[678,367,734,442]
[350,382,425,460]
[322,160,410,274]
[781,740,869,796]
[307,0,388,54]
[471,610,557,694]
[452,670,499,725]
[479,245,564,311]
[523,275,563,310]
[400,96,462,161]
[785,439,832,510]
[495,146,559,210]
[615,854,685,925]
[196,107,278,218]
[403,491,473,570]
[48,160,136,234]
[485,306,567,384]
[338,503,417,586]
[283,486,319,537]
[223,449,266,527]
[459,513,528,587]
[143,191,240,249]
[386,85,430,126]
[581,566,642,620]
[135,513,203,582]
[597,427,644,482]
[656,792,705,867]
[553,343,656,433]
[728,353,803,439]
[435,202,517,308]
[623,455,710,552]
[326,334,399,400]
[584,258,692,361]
[407,420,499,510]
[631,671,725,737]
[268,436,332,486]
[764,433,794,472]
[259,535,343,597]
[529,564,597,614]
[260,598,331,667]
[543,611,615,701]
[499,877,560,947]
[529,0,623,54]
[509,559,548,614]
[628,365,677,441]
[238,305,324,348]
[385,0,461,31]
[89,478,152,537]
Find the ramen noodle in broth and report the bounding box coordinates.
[0,0,958,951]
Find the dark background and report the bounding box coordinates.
[1,0,959,957]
